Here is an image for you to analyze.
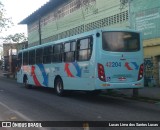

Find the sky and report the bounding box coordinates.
[0,0,49,57]
[0,0,49,37]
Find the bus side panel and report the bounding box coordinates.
[17,70,23,83]
[62,61,95,91]
[63,77,95,90]
[48,63,65,88]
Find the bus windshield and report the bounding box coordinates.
[102,31,140,52]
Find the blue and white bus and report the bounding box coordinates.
[17,29,144,96]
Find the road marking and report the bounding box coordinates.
[0,102,48,130]
[10,116,17,120]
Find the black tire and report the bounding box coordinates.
[55,78,64,96]
[23,76,32,89]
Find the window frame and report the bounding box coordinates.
[29,50,36,65]
[43,45,52,64]
[17,52,22,67]
[23,51,29,65]
[76,36,93,61]
[36,48,43,64]
[52,43,63,63]
[64,40,76,62]
[102,31,140,52]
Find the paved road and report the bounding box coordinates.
[0,78,160,130]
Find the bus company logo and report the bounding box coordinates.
[125,62,139,70]
[65,62,81,77]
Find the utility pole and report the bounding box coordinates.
[38,16,42,45]
[9,44,12,75]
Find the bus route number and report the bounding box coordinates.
[106,62,121,67]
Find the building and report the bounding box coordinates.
[3,42,28,74]
[20,0,160,86]
[130,0,160,86]
[20,0,130,47]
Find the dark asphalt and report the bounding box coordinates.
[0,78,160,130]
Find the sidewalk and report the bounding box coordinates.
[108,87,160,101]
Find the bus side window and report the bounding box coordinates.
[36,48,43,64]
[64,41,76,62]
[17,52,22,67]
[29,50,35,65]
[52,44,63,63]
[43,46,52,64]
[77,36,93,61]
[23,51,28,65]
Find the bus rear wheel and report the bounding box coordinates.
[55,78,64,96]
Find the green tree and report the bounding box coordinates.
[0,1,13,32]
[4,33,27,43]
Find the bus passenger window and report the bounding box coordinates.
[29,50,35,65]
[17,52,22,67]
[52,44,63,63]
[36,48,43,64]
[43,46,52,64]
[64,41,76,62]
[77,37,93,61]
[23,51,28,65]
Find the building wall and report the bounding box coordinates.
[26,0,160,86]
[131,0,160,40]
[143,38,160,85]
[144,38,160,56]
[131,0,160,86]
[3,42,28,73]
[28,0,129,47]
[3,42,28,56]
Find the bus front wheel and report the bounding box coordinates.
[55,78,64,96]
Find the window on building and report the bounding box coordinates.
[52,44,63,62]
[77,36,93,61]
[29,50,35,65]
[64,41,76,62]
[36,48,43,64]
[23,51,28,65]
[43,46,52,64]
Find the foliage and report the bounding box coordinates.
[0,1,13,33]
[3,33,27,43]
